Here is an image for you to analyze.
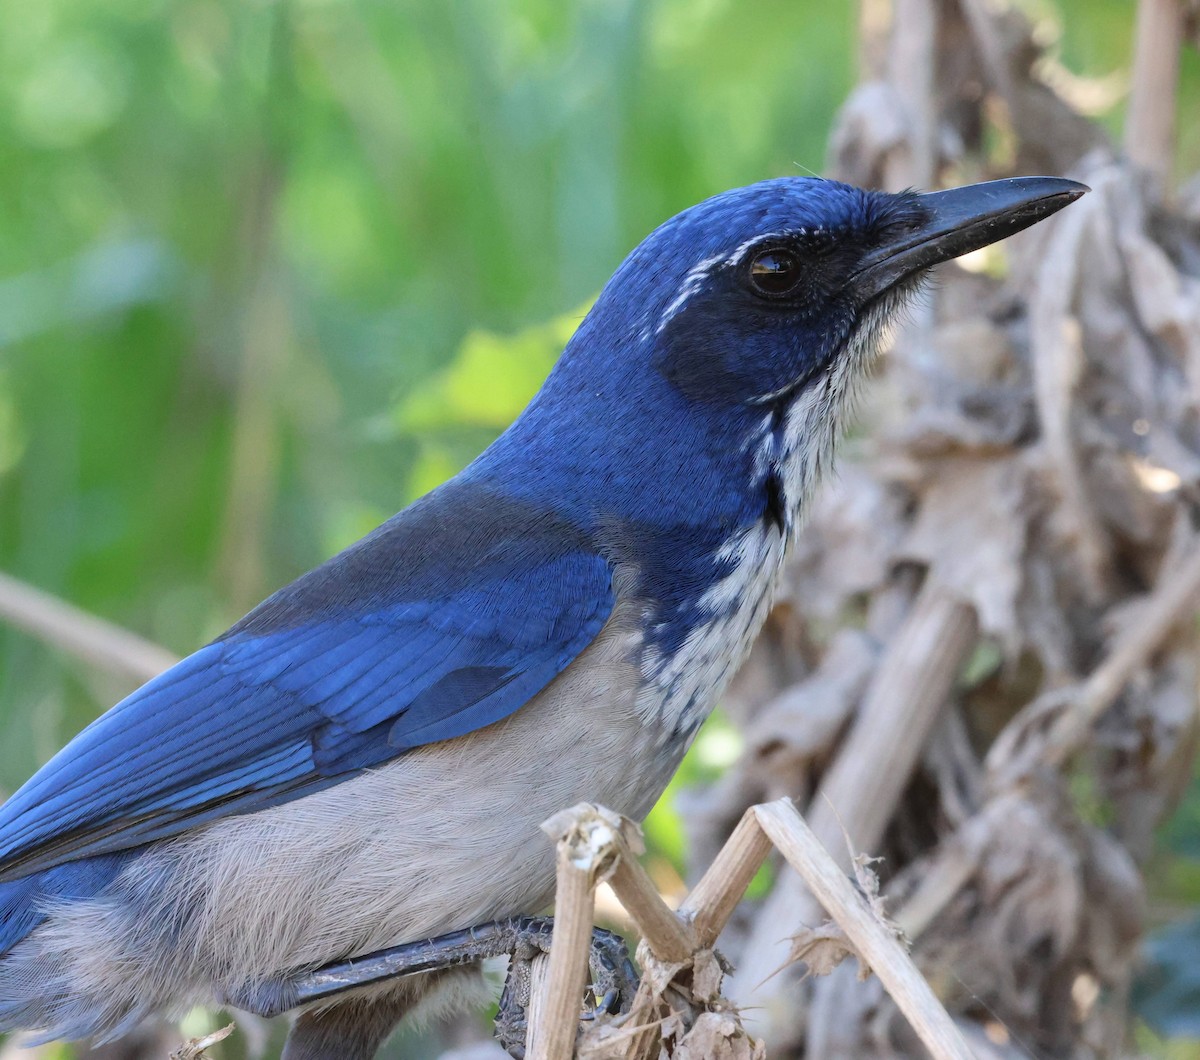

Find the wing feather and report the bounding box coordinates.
[0,480,615,881]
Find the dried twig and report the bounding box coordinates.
[1125,0,1184,184]
[0,570,178,684]
[988,538,1200,786]
[607,839,697,965]
[526,953,556,1059]
[169,1022,235,1060]
[528,799,968,1060]
[753,800,974,1060]
[884,0,938,191]
[679,810,774,948]
[732,584,977,1013]
[530,807,616,1060]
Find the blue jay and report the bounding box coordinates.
[0,175,1083,1058]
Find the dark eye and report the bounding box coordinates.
[747,248,803,297]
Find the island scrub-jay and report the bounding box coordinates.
[0,175,1083,1058]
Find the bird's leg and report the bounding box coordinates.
[229,916,637,1054]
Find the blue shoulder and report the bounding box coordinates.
[0,478,615,880]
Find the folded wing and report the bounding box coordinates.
[0,479,614,881]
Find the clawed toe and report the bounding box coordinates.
[493,918,638,1058]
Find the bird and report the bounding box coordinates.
[0,174,1084,1059]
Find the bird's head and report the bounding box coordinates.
[492,175,1085,523]
[614,174,1086,408]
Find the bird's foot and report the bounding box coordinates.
[224,914,638,1056]
[492,916,638,1058]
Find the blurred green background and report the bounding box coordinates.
[0,0,1198,1056]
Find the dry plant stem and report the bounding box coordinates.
[607,845,697,964]
[680,809,775,948]
[901,542,1200,941]
[884,0,937,190]
[611,811,773,1060]
[527,840,597,1060]
[1028,187,1109,596]
[0,570,179,684]
[732,585,977,1011]
[753,800,975,1060]
[169,1022,235,1060]
[1125,0,1183,184]
[883,0,938,372]
[1040,541,1200,770]
[807,587,977,861]
[526,953,555,1058]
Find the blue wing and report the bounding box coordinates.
[0,479,614,881]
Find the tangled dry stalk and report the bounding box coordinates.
[524,801,972,1060]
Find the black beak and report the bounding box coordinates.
[853,176,1088,302]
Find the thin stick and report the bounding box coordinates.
[525,953,556,1060]
[170,1023,235,1060]
[531,806,634,1060]
[753,800,975,1060]
[528,839,596,1060]
[808,587,977,863]
[733,586,976,1008]
[680,809,774,948]
[0,570,178,683]
[607,844,697,964]
[884,0,937,191]
[985,538,1200,787]
[1040,540,1200,770]
[1125,0,1183,185]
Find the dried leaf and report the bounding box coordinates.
[689,949,725,1005]
[673,1012,765,1060]
[787,921,871,981]
[170,1023,235,1060]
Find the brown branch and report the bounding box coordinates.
[1125,0,1184,185]
[607,843,697,964]
[732,584,978,1013]
[529,799,969,1060]
[529,807,614,1060]
[754,800,975,1060]
[0,570,178,684]
[988,537,1200,786]
[679,809,774,948]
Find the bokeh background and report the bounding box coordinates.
[0,1,1198,1056]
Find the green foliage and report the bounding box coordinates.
[393,306,583,501]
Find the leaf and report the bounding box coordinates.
[787,920,870,980]
[396,308,585,433]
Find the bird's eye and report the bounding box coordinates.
[747,249,803,297]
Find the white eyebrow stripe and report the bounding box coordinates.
[652,225,828,337]
[726,229,811,266]
[654,253,725,335]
